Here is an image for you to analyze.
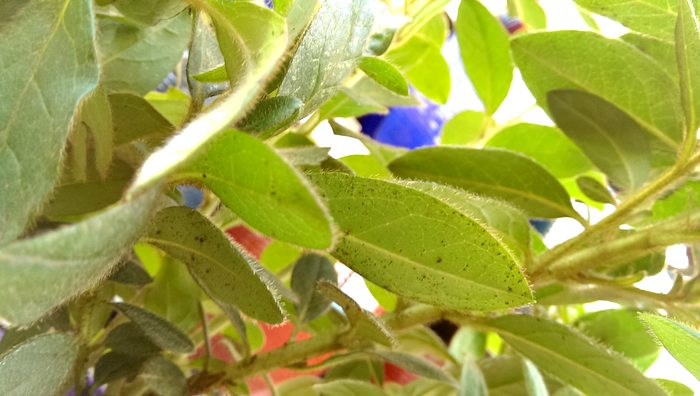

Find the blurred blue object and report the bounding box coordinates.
[177,185,204,209]
[359,95,446,149]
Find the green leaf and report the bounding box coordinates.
[512,30,683,147]
[126,2,287,194]
[114,0,187,25]
[145,87,191,127]
[389,147,577,219]
[177,131,332,248]
[640,313,700,380]
[386,36,451,104]
[0,189,159,325]
[143,255,200,333]
[94,351,147,386]
[652,179,700,220]
[259,240,303,273]
[487,315,667,396]
[71,87,114,179]
[0,333,79,395]
[448,327,486,362]
[317,281,396,348]
[456,0,513,114]
[144,206,284,324]
[278,0,374,115]
[97,13,191,95]
[236,96,303,137]
[440,111,487,146]
[508,0,547,30]
[677,0,700,133]
[365,279,397,312]
[110,260,153,286]
[319,90,387,120]
[291,254,337,323]
[576,310,660,371]
[0,0,98,244]
[486,123,593,179]
[460,359,489,396]
[106,322,161,357]
[313,379,387,396]
[574,0,678,40]
[480,356,533,396]
[622,33,678,81]
[656,379,694,396]
[548,90,651,191]
[372,351,456,385]
[114,302,194,354]
[110,93,175,145]
[139,356,187,396]
[310,173,533,311]
[358,56,409,96]
[523,359,549,396]
[576,176,616,205]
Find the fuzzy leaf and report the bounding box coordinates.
[640,313,700,380]
[144,207,284,324]
[292,254,337,323]
[310,173,533,311]
[114,302,194,354]
[358,56,409,96]
[0,0,99,244]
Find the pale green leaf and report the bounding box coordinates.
[457,0,513,114]
[575,176,616,205]
[487,315,667,396]
[310,173,533,311]
[114,302,194,353]
[486,123,593,179]
[359,56,409,96]
[143,255,200,333]
[0,189,159,325]
[656,379,694,396]
[508,0,547,30]
[548,90,651,191]
[176,131,332,248]
[0,0,99,244]
[480,355,534,396]
[512,30,683,147]
[574,0,678,40]
[279,0,375,115]
[313,379,387,396]
[523,359,549,396]
[651,179,700,220]
[389,147,578,219]
[140,356,187,396]
[622,33,677,81]
[640,313,700,380]
[110,93,175,145]
[676,0,700,133]
[386,36,451,104]
[114,0,187,25]
[460,359,489,396]
[71,87,114,179]
[440,111,487,146]
[144,206,284,324]
[145,87,191,127]
[291,254,337,323]
[97,13,191,95]
[0,333,79,396]
[365,279,397,311]
[576,310,659,371]
[127,4,287,194]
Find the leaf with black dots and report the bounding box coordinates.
[144,206,285,324]
[309,173,533,311]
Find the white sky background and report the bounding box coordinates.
[311,0,700,391]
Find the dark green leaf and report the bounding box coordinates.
[177,131,332,248]
[676,0,700,133]
[640,313,700,380]
[110,93,175,146]
[0,189,159,325]
[389,147,578,219]
[576,176,615,205]
[0,333,79,395]
[291,254,337,323]
[576,310,660,371]
[237,96,303,137]
[279,0,374,115]
[456,0,513,114]
[145,206,284,324]
[440,111,487,146]
[310,173,533,310]
[460,359,489,396]
[94,351,146,386]
[486,123,593,179]
[114,302,194,353]
[325,357,384,383]
[549,90,651,191]
[106,322,161,357]
[114,0,187,25]
[140,356,187,396]
[487,315,667,396]
[97,13,191,95]
[110,260,153,286]
[358,56,409,96]
[512,30,683,147]
[0,0,98,244]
